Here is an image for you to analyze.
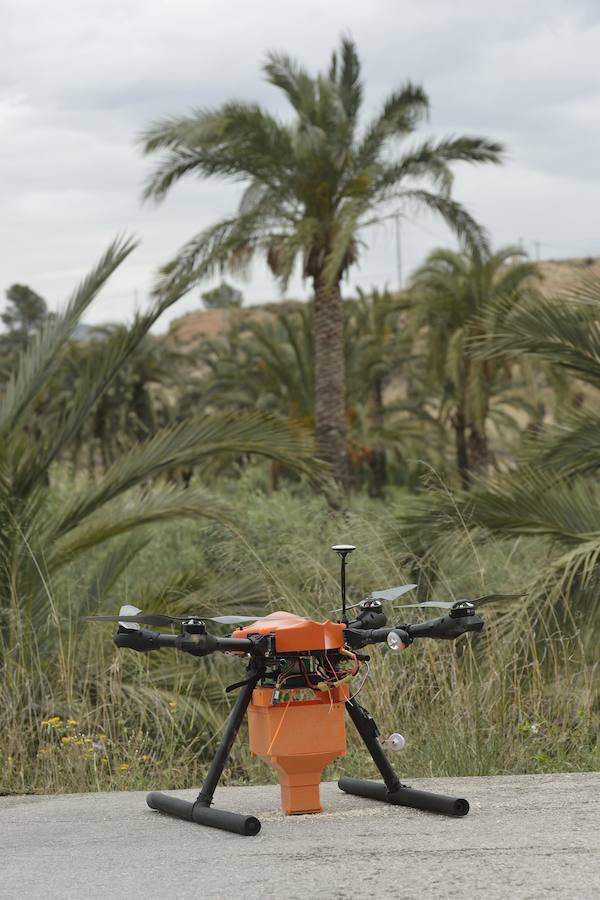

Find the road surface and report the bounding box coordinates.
[1,773,598,898]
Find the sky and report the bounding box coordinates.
[2,0,600,331]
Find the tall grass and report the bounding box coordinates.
[1,473,597,795]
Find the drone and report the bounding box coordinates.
[84,544,522,836]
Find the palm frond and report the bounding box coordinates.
[44,412,323,544]
[402,190,490,257]
[476,279,600,388]
[531,414,600,478]
[263,51,316,116]
[140,104,293,201]
[356,82,429,167]
[152,215,262,299]
[84,533,151,614]
[376,137,503,201]
[48,484,233,569]
[117,570,270,619]
[337,37,362,122]
[0,237,137,437]
[400,467,600,549]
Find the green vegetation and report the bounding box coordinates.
[1,481,597,795]
[1,251,597,795]
[1,36,598,797]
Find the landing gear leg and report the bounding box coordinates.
[338,697,469,817]
[147,665,263,835]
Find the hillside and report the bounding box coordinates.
[166,299,303,347]
[166,256,600,347]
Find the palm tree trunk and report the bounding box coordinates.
[452,409,470,490]
[370,378,386,497]
[468,427,489,477]
[313,277,349,490]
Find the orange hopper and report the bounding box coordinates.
[232,612,348,815]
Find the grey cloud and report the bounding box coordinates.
[2,0,600,327]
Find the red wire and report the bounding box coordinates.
[297,653,360,692]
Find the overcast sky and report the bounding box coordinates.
[2,0,600,331]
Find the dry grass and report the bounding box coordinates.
[1,478,598,795]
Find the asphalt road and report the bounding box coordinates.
[1,773,598,899]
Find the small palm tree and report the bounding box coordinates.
[139,37,503,489]
[392,275,600,632]
[409,245,538,486]
[190,304,314,422]
[477,274,600,478]
[345,288,409,493]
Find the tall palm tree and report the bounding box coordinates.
[409,245,538,486]
[139,37,503,489]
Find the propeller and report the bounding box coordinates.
[394,592,525,611]
[83,607,307,628]
[333,583,417,614]
[118,604,142,630]
[370,584,418,603]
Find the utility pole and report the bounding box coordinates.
[393,211,402,292]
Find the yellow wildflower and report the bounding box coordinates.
[168,700,177,709]
[61,736,75,745]
[41,716,63,727]
[118,763,129,771]
[67,719,78,727]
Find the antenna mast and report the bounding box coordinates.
[331,544,356,623]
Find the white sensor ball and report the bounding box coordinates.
[388,733,406,751]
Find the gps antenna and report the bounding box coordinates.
[331,544,356,623]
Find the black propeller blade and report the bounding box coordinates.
[395,592,525,611]
[333,583,417,614]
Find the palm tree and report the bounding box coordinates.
[139,37,503,489]
[345,288,409,493]
[0,237,323,662]
[409,245,538,486]
[476,274,600,478]
[391,275,600,632]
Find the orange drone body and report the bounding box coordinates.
[232,611,348,814]
[231,611,346,653]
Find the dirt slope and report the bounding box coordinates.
[166,256,600,348]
